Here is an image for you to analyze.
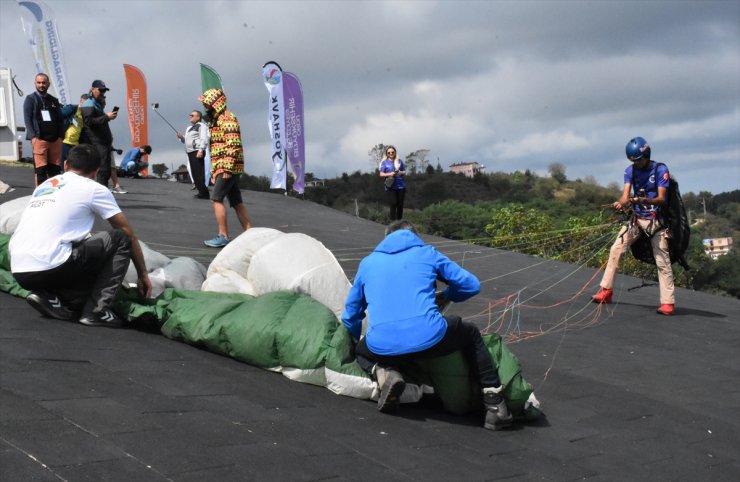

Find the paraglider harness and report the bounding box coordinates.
[627,162,691,270]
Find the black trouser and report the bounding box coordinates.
[188,151,209,197]
[14,230,132,315]
[91,143,112,187]
[355,315,501,388]
[34,164,62,186]
[386,188,405,220]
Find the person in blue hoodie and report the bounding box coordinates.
[119,145,152,177]
[342,220,512,430]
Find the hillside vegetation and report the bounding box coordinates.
[239,169,740,299]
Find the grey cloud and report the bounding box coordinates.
[0,0,737,194]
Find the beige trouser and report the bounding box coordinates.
[600,217,675,304]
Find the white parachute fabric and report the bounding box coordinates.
[202,227,282,296]
[203,228,351,320]
[0,195,29,235]
[123,241,207,297]
[199,227,383,398]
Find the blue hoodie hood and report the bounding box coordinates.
[373,229,424,255]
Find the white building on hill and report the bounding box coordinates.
[703,237,733,259]
[449,162,485,178]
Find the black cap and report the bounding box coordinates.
[91,80,109,92]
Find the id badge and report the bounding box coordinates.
[41,110,51,122]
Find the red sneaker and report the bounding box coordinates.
[656,304,674,316]
[591,288,613,304]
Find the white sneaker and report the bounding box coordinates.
[111,186,127,194]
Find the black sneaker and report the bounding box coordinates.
[376,367,405,413]
[26,291,75,320]
[78,309,126,328]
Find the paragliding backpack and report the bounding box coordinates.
[629,162,691,270]
[60,104,78,131]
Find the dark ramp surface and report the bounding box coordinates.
[1,164,739,481]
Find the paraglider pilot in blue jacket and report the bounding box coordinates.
[342,220,513,430]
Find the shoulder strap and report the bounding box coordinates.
[655,162,665,179]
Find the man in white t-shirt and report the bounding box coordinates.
[9,144,152,327]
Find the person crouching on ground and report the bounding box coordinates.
[120,145,152,178]
[591,136,675,315]
[341,220,513,430]
[199,88,252,248]
[9,144,152,327]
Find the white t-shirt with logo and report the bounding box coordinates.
[10,171,122,273]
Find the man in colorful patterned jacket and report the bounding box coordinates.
[199,88,252,248]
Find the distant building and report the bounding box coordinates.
[305,179,326,188]
[172,166,191,183]
[703,237,733,259]
[449,161,485,178]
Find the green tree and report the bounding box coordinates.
[418,178,447,206]
[405,149,430,175]
[692,252,740,297]
[548,162,567,184]
[151,163,168,178]
[419,200,490,240]
[368,143,387,171]
[555,213,612,264]
[485,204,554,256]
[533,177,559,200]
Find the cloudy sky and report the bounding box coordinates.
[1,0,738,194]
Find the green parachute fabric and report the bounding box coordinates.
[0,234,29,298]
[117,287,540,418]
[0,233,541,420]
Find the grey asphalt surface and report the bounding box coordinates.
[1,163,739,481]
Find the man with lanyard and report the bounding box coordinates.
[23,73,64,187]
[592,137,675,315]
[176,110,210,199]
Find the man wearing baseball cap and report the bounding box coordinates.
[79,80,118,187]
[91,80,109,92]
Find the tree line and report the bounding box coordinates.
[298,166,739,299]
[155,155,739,298]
